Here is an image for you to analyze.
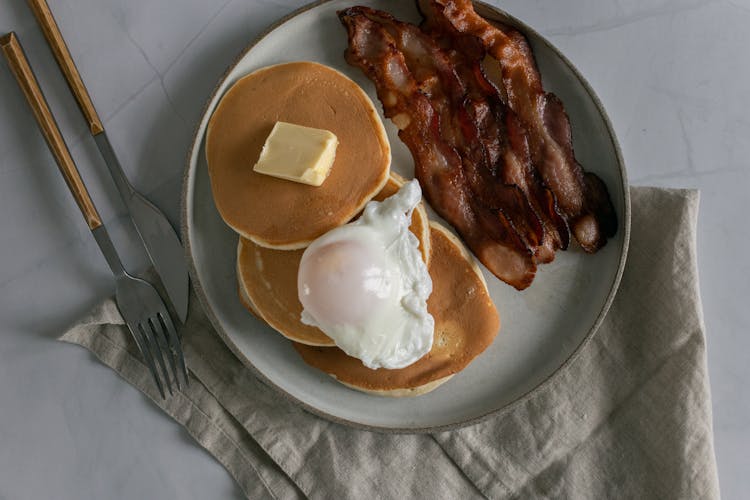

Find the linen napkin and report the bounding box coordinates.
[60,186,720,499]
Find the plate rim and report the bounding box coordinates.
[180,0,631,433]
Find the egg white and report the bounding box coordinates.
[298,180,434,369]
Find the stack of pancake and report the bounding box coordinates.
[206,61,499,397]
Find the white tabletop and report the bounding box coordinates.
[0,0,747,498]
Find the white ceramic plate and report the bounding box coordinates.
[182,0,630,432]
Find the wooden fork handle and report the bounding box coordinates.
[27,0,104,135]
[1,32,102,230]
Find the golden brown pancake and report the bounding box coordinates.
[336,374,454,397]
[293,222,500,396]
[237,239,332,346]
[207,61,391,249]
[236,175,431,346]
[237,282,263,322]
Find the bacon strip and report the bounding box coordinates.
[343,7,571,266]
[350,7,546,252]
[349,6,571,265]
[428,19,571,262]
[339,8,536,289]
[424,0,617,252]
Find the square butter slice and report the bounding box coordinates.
[252,121,339,186]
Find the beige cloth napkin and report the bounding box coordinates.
[60,186,720,499]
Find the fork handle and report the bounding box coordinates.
[1,32,102,230]
[27,0,104,135]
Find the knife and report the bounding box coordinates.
[28,0,189,323]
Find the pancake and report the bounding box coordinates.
[237,282,262,321]
[292,222,500,397]
[207,61,391,249]
[237,175,431,346]
[336,374,454,397]
[237,238,332,346]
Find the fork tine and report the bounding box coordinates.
[133,322,166,399]
[152,313,181,391]
[145,318,173,396]
[159,311,189,387]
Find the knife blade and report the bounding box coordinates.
[94,133,189,323]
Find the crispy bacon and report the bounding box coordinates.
[351,7,548,253]
[344,6,571,267]
[339,7,537,288]
[338,3,618,289]
[426,15,571,262]
[423,0,617,252]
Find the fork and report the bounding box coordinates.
[1,32,188,398]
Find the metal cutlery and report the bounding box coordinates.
[1,32,188,397]
[27,0,190,324]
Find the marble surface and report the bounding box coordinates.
[0,0,746,498]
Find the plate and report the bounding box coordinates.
[182,0,630,432]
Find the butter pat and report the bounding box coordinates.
[253,121,338,186]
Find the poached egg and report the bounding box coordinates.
[297,180,434,369]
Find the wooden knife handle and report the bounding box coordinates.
[1,32,102,230]
[27,0,104,135]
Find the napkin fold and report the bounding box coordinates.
[60,186,720,499]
